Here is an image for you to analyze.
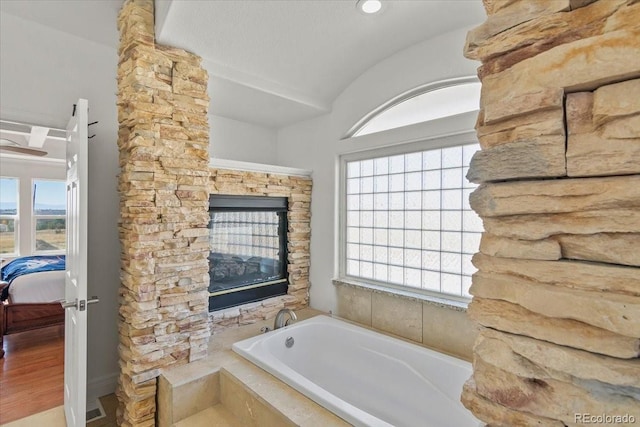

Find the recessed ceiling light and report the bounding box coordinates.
[356,0,382,14]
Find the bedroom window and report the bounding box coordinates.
[0,177,19,255]
[341,143,481,302]
[32,180,66,253]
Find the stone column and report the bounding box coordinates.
[462,1,640,425]
[116,0,211,425]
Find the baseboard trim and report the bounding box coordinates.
[87,372,118,411]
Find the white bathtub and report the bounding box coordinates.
[232,315,481,427]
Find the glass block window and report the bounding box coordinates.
[343,143,481,299]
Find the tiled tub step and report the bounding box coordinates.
[159,350,349,427]
[173,405,242,427]
[220,358,348,427]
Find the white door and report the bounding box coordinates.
[62,99,90,427]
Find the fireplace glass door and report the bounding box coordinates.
[208,195,288,311]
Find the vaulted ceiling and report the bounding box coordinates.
[156,0,485,127]
[0,0,484,129]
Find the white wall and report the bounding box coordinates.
[277,27,480,312]
[0,157,66,257]
[0,10,281,403]
[209,114,278,164]
[0,11,121,402]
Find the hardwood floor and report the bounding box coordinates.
[0,325,64,424]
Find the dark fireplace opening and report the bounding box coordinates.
[208,195,288,311]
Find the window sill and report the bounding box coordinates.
[33,251,66,256]
[332,278,469,312]
[0,254,19,264]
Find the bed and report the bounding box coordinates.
[0,255,66,358]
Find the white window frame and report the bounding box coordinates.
[32,178,66,255]
[0,176,20,257]
[338,132,480,306]
[344,76,480,139]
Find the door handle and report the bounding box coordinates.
[61,297,100,310]
[61,299,77,309]
[79,297,99,311]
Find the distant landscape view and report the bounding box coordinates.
[0,179,67,253]
[0,202,18,216]
[34,206,66,215]
[0,203,66,254]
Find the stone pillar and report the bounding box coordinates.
[116,0,210,425]
[462,1,640,425]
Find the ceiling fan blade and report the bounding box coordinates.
[0,145,48,156]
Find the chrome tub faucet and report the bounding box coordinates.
[274,308,297,329]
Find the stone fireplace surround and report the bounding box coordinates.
[207,166,312,333]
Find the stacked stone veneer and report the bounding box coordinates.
[461,1,640,426]
[208,168,312,332]
[117,0,211,425]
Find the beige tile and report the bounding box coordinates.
[209,308,325,352]
[336,284,372,326]
[293,307,325,322]
[2,406,66,427]
[422,303,478,361]
[220,369,296,427]
[371,292,422,342]
[161,352,225,387]
[172,371,220,423]
[221,356,349,427]
[173,405,241,427]
[157,376,175,427]
[161,310,345,427]
[159,355,223,426]
[209,319,271,353]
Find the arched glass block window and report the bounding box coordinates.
[340,77,483,302]
[348,78,481,138]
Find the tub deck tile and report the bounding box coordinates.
[221,353,351,427]
[173,405,241,427]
